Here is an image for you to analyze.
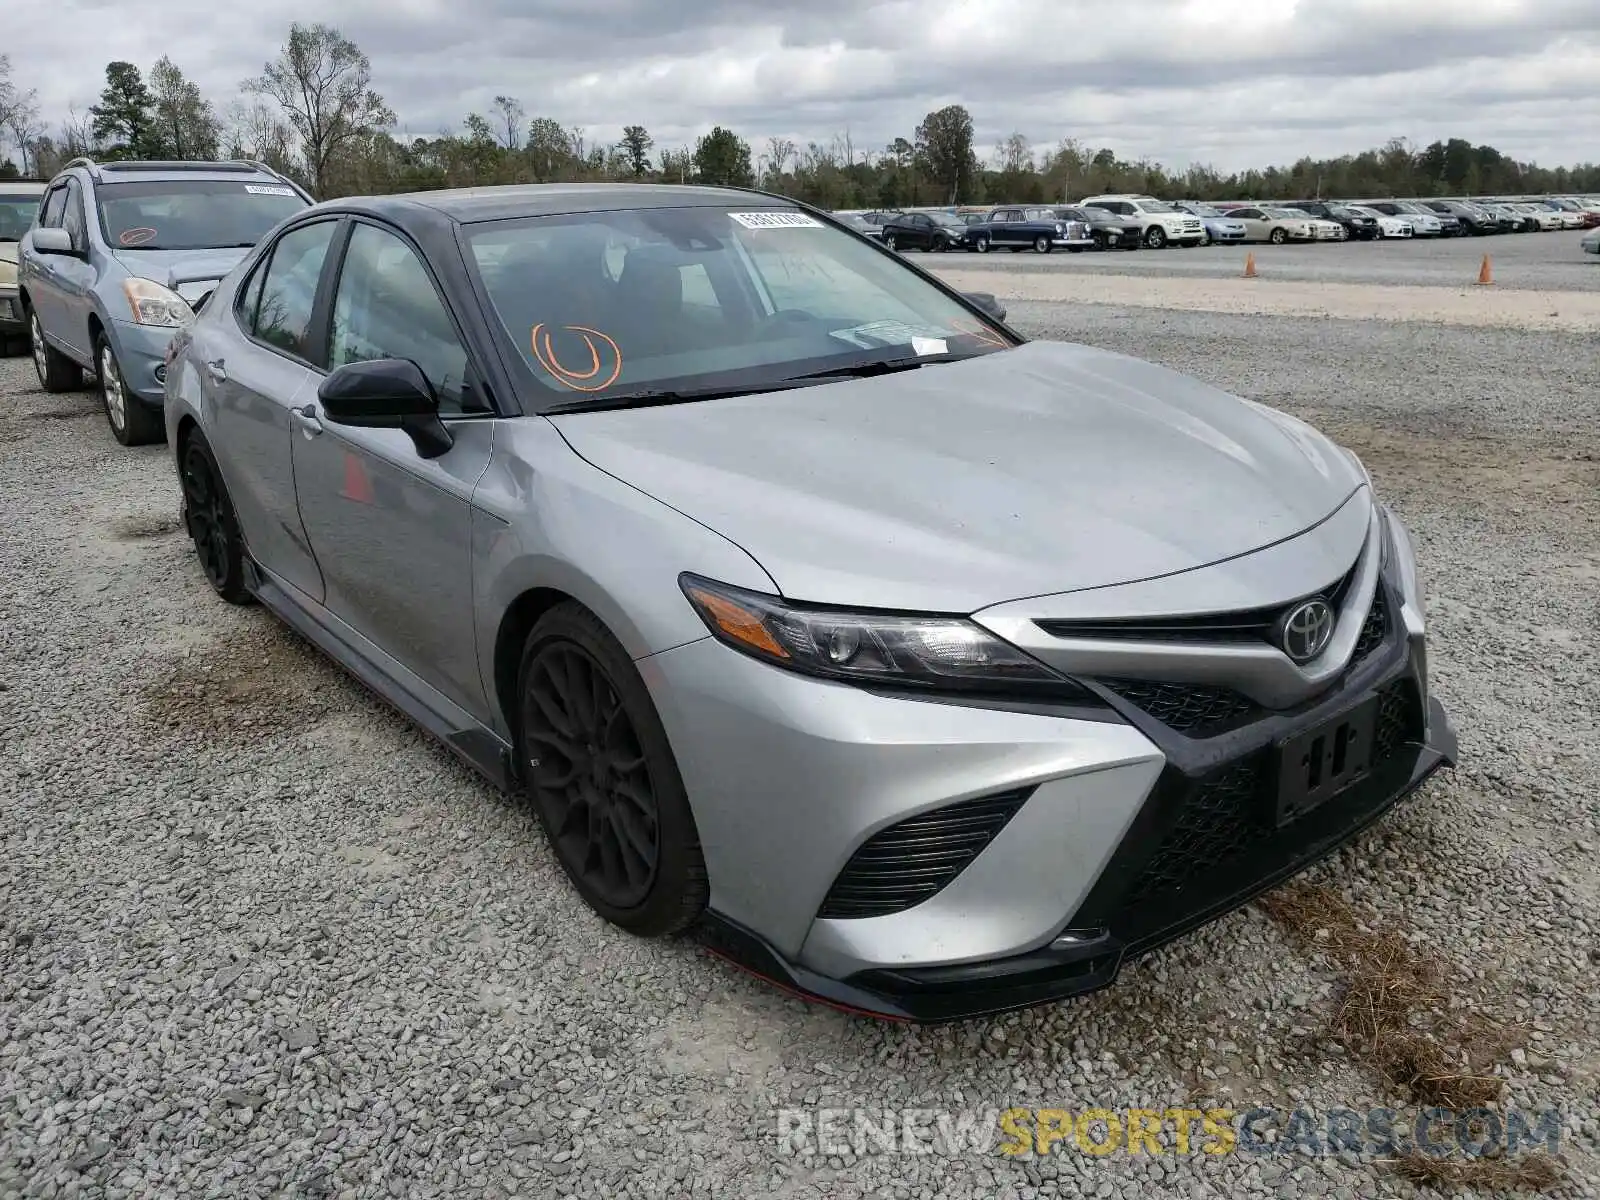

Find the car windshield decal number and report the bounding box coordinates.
[829,320,952,350]
[728,211,823,230]
[244,185,297,197]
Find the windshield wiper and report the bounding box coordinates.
[782,352,963,383]
[541,378,827,415]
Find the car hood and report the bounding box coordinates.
[111,247,250,303]
[548,341,1365,613]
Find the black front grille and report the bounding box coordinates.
[1037,563,1359,647]
[1352,590,1388,664]
[817,788,1032,920]
[1096,677,1424,916]
[1099,679,1258,737]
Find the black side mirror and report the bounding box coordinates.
[317,358,454,459]
[963,291,1006,323]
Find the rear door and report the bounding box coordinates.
[205,217,343,601]
[289,218,497,722]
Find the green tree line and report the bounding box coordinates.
[4,31,1598,205]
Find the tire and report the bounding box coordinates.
[96,334,164,447]
[29,308,83,393]
[517,603,709,937]
[972,235,990,253]
[883,233,898,251]
[178,430,253,605]
[1144,225,1167,249]
[1033,235,1051,253]
[1269,228,1288,245]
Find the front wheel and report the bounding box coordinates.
[1033,235,1051,253]
[97,335,164,447]
[518,603,709,937]
[1269,228,1288,245]
[179,431,253,605]
[972,236,990,253]
[1144,226,1167,249]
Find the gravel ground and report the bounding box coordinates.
[2,292,1597,1200]
[917,228,1600,292]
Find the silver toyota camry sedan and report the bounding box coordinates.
[162,183,1457,1022]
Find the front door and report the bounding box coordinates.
[25,183,73,349]
[290,219,496,723]
[207,218,342,601]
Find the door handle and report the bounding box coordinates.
[205,359,227,383]
[292,403,323,437]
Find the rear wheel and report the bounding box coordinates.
[517,603,709,937]
[30,309,83,393]
[883,233,898,251]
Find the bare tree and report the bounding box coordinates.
[5,95,43,175]
[490,95,524,151]
[243,22,395,198]
[764,136,796,179]
[221,99,297,178]
[0,54,41,172]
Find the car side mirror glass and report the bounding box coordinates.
[31,227,77,257]
[963,291,1006,323]
[317,358,454,459]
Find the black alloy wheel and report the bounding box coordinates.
[179,434,251,604]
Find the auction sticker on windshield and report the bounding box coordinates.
[244,185,297,197]
[830,320,956,351]
[729,211,824,230]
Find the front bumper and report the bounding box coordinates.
[0,286,23,335]
[664,532,1458,1022]
[107,317,181,405]
[1052,236,1096,249]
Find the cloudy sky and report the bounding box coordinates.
[16,0,1600,173]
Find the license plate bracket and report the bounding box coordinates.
[1270,695,1380,827]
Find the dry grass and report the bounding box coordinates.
[1261,882,1567,1193]
[1394,1149,1566,1192]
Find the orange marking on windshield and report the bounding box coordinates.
[119,227,158,247]
[948,317,1008,348]
[530,323,623,392]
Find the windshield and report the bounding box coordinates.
[1132,199,1179,213]
[466,207,1013,408]
[1183,203,1224,217]
[96,179,308,251]
[0,193,41,241]
[1263,208,1303,219]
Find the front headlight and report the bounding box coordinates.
[1381,507,1426,628]
[122,278,195,328]
[679,573,1093,700]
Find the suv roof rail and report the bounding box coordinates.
[63,156,97,171]
[97,160,262,174]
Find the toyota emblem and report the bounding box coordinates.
[1275,599,1335,663]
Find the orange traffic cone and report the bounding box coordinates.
[1243,252,1257,278]
[1476,254,1492,285]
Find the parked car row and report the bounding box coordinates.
[1,158,1462,1022]
[840,192,1600,252]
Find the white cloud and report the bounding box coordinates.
[14,0,1600,172]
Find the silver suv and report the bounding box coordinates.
[18,158,310,445]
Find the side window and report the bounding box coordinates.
[39,185,68,228]
[254,221,338,362]
[62,180,87,249]
[329,222,479,415]
[235,257,268,329]
[991,212,1009,224]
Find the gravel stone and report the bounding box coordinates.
[1,244,1597,1198]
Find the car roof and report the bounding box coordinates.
[337,182,799,225]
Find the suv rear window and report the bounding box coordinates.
[95,178,308,251]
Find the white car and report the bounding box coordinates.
[1343,205,1413,238]
[1534,202,1585,230]
[1581,227,1600,255]
[1511,203,1564,231]
[1362,202,1443,236]
[1077,194,1207,248]
[1281,209,1348,241]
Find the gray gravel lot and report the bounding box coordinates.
[2,297,1597,1199]
[922,228,1600,291]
